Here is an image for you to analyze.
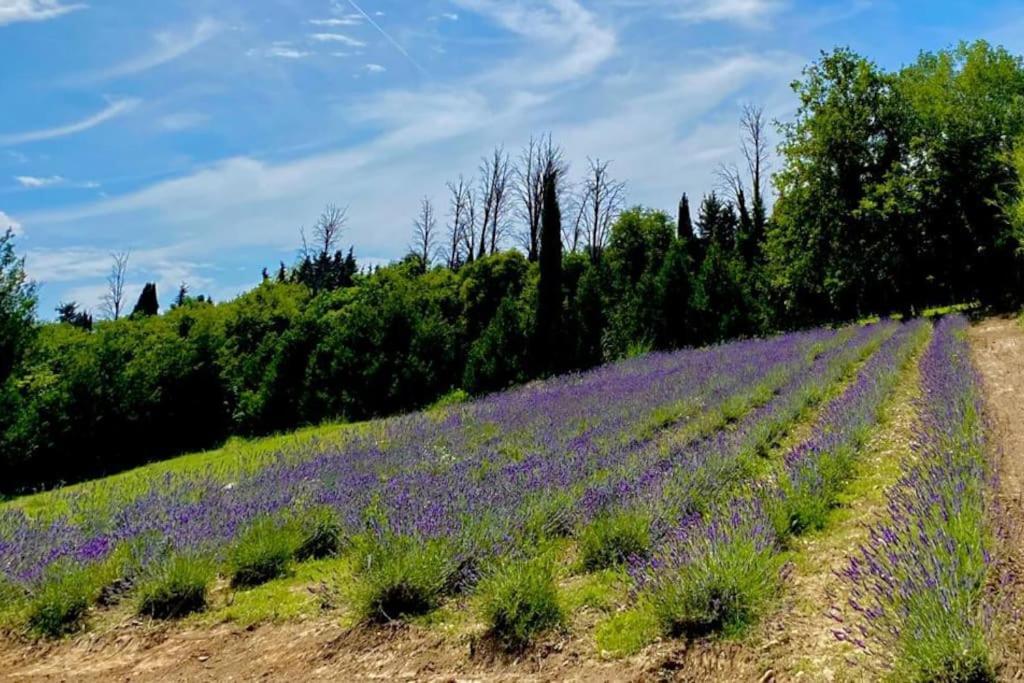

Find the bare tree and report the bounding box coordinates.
[579,158,625,261]
[308,203,348,258]
[478,146,513,258]
[715,162,750,226]
[445,176,472,269]
[740,104,769,209]
[515,134,566,261]
[100,251,130,320]
[411,197,437,271]
[461,189,478,263]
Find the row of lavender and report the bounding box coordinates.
[2,327,831,589]
[835,315,1006,681]
[629,318,928,640]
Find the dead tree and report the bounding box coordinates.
[309,203,347,259]
[445,176,473,269]
[515,134,565,262]
[411,196,437,272]
[100,251,129,320]
[580,158,625,261]
[477,146,513,258]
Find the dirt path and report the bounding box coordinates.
[967,317,1024,680]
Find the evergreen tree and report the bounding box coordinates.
[132,283,159,317]
[55,301,93,330]
[535,168,563,374]
[677,193,694,241]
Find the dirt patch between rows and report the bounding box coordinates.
[968,317,1024,680]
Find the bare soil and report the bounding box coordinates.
[967,317,1024,680]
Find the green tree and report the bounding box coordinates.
[534,168,563,375]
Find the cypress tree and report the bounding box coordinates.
[131,283,159,317]
[677,193,694,241]
[536,167,563,374]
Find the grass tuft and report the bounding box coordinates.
[26,567,95,637]
[478,556,563,651]
[229,517,301,589]
[294,506,345,561]
[578,509,651,572]
[351,535,455,622]
[136,554,215,619]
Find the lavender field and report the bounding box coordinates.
[0,315,1015,681]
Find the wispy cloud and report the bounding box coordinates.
[15,174,63,188]
[309,15,361,27]
[310,32,366,47]
[364,63,386,73]
[672,0,786,27]
[157,111,208,132]
[454,0,616,86]
[78,17,221,82]
[0,210,21,235]
[250,43,311,59]
[0,0,85,27]
[344,0,426,75]
[0,98,139,146]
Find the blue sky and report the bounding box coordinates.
[1,0,1022,317]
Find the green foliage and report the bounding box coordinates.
[26,566,95,637]
[578,509,652,571]
[294,506,345,561]
[136,554,215,619]
[647,535,782,638]
[463,295,529,394]
[0,229,36,385]
[478,557,563,651]
[351,535,455,622]
[229,517,301,589]
[594,604,661,657]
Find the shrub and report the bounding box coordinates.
[136,554,215,619]
[352,535,455,622]
[522,492,575,545]
[27,567,95,637]
[294,506,345,561]
[478,557,563,651]
[229,518,300,589]
[636,506,782,639]
[578,509,651,572]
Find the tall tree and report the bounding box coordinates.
[100,251,129,320]
[515,134,564,262]
[131,283,159,317]
[535,165,564,374]
[411,196,437,273]
[445,176,472,269]
[580,158,625,262]
[741,103,769,258]
[478,146,513,258]
[0,229,36,384]
[677,193,694,241]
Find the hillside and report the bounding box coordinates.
[1,314,1022,681]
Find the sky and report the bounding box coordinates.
[1,0,1022,317]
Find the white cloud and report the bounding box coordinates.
[0,0,85,26]
[78,18,221,82]
[453,0,616,85]
[0,210,21,235]
[157,111,208,131]
[15,174,63,188]
[364,63,386,73]
[309,15,361,26]
[0,98,139,146]
[310,32,366,47]
[672,0,786,26]
[255,45,310,59]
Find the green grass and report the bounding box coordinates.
[136,554,215,619]
[478,556,564,651]
[349,535,456,623]
[3,419,366,522]
[577,509,652,572]
[229,517,302,589]
[594,604,661,657]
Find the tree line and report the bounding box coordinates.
[1,40,1023,493]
